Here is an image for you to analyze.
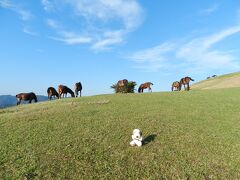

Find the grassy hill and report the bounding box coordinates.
[191,72,240,90]
[1,89,240,179]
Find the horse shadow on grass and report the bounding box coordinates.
[142,134,157,146]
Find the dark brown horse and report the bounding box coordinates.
[16,92,38,105]
[138,82,153,93]
[47,87,59,100]
[179,77,194,91]
[75,82,82,97]
[58,85,75,99]
[171,81,180,91]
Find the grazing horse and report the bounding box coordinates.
[47,87,59,100]
[138,82,153,93]
[16,92,38,105]
[58,85,75,99]
[75,82,82,97]
[179,77,194,91]
[171,81,180,91]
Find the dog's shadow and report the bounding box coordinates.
[143,134,157,146]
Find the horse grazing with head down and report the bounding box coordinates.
[58,85,75,99]
[179,77,194,91]
[138,82,153,93]
[75,82,82,97]
[171,81,180,91]
[47,87,59,100]
[16,92,38,105]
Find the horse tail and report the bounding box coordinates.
[150,82,153,85]
[190,77,194,81]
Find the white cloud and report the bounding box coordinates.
[42,0,54,12]
[177,25,240,69]
[42,0,144,50]
[46,19,59,29]
[68,0,143,30]
[129,43,175,63]
[129,25,240,72]
[200,4,219,16]
[91,30,125,50]
[18,9,33,21]
[0,0,11,8]
[23,26,38,36]
[50,31,92,45]
[0,0,33,21]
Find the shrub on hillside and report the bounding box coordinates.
[111,81,137,93]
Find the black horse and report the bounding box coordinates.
[16,92,38,105]
[75,82,82,97]
[47,87,59,100]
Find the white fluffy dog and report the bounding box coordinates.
[130,129,143,147]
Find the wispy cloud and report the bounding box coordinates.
[129,25,240,73]
[23,26,38,36]
[41,0,54,12]
[46,19,92,45]
[200,4,219,16]
[0,0,11,8]
[42,0,144,50]
[0,0,33,21]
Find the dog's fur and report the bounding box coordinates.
[130,129,143,147]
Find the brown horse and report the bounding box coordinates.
[179,77,194,91]
[138,82,153,93]
[47,87,59,100]
[75,82,82,97]
[16,92,38,105]
[58,85,75,99]
[117,79,128,87]
[171,81,180,91]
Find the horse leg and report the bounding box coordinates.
[75,90,78,97]
[29,99,32,104]
[80,91,81,97]
[17,99,21,105]
[149,87,152,92]
[187,83,190,91]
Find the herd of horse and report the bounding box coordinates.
[16,82,82,105]
[15,76,194,105]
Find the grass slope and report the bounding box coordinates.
[1,89,240,179]
[191,72,240,90]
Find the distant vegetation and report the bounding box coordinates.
[111,81,137,93]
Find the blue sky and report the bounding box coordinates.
[1,0,240,96]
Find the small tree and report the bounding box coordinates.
[111,81,137,93]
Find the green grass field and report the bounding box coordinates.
[1,88,240,179]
